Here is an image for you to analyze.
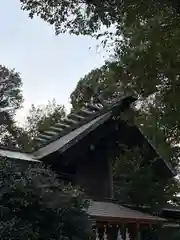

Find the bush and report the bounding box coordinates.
[0,158,93,240]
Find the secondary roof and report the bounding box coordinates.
[88,201,165,223]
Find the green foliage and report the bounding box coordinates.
[0,64,65,152]
[112,3,180,164]
[0,65,23,111]
[0,77,91,239]
[20,0,180,155]
[20,0,180,215]
[0,65,23,148]
[20,0,180,157]
[70,61,133,109]
[6,99,66,152]
[171,229,180,240]
[69,63,180,209]
[20,0,179,37]
[22,99,66,151]
[113,145,179,209]
[158,227,180,240]
[20,0,115,36]
[26,99,66,135]
[0,158,93,240]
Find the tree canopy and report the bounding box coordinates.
[19,0,180,207]
[0,65,23,148]
[18,99,66,152]
[0,68,92,239]
[6,0,180,236]
[0,158,93,240]
[20,0,180,155]
[0,0,179,233]
[3,99,65,152]
[70,62,180,209]
[20,0,179,36]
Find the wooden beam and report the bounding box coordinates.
[92,216,165,225]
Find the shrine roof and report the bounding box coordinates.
[0,95,175,177]
[88,201,165,223]
[32,95,136,159]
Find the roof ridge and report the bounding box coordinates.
[34,104,106,150]
[33,95,136,151]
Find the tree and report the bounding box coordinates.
[20,0,180,155]
[113,144,179,209]
[14,99,66,152]
[0,73,92,239]
[69,64,180,209]
[0,65,23,148]
[0,157,93,239]
[20,0,180,208]
[0,65,22,112]
[70,62,129,109]
[20,0,179,36]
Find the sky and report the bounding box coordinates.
[0,0,107,124]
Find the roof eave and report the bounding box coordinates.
[136,127,175,178]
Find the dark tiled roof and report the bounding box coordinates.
[34,96,135,149]
[33,112,112,158]
[88,201,165,222]
[32,95,136,158]
[0,95,175,177]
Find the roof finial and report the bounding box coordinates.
[85,84,108,108]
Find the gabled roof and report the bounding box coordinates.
[33,112,112,159]
[33,95,136,158]
[88,201,165,223]
[0,95,175,177]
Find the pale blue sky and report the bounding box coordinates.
[0,0,107,123]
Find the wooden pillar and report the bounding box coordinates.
[106,138,114,199]
[108,157,114,198]
[136,224,141,240]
